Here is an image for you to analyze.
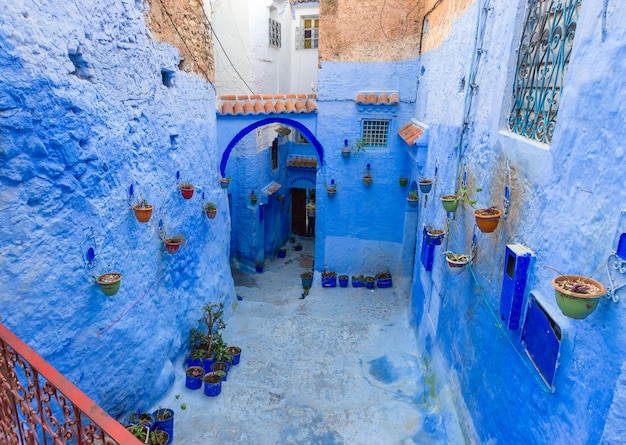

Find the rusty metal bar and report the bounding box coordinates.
[0,323,141,445]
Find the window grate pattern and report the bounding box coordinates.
[362,120,390,148]
[296,17,319,49]
[508,0,580,144]
[269,18,281,48]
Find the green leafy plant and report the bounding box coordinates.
[408,190,418,200]
[443,251,469,262]
[135,197,151,208]
[179,181,193,189]
[203,201,216,212]
[127,423,148,442]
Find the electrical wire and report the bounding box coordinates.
[194,0,256,95]
[155,0,213,80]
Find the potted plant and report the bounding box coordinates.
[441,195,460,212]
[277,247,287,258]
[444,251,470,274]
[407,190,419,208]
[294,243,303,251]
[419,180,433,193]
[326,179,337,197]
[399,177,409,187]
[185,366,204,390]
[226,346,242,365]
[375,271,393,288]
[149,429,170,445]
[203,372,224,397]
[365,276,376,289]
[250,191,258,204]
[164,235,185,255]
[338,275,349,288]
[126,423,149,444]
[352,275,365,288]
[473,206,502,233]
[133,198,153,223]
[95,272,122,296]
[179,181,195,200]
[219,177,231,189]
[341,139,351,158]
[363,164,372,186]
[321,270,337,288]
[203,202,217,219]
[550,272,607,319]
[255,262,264,273]
[301,271,313,290]
[152,394,183,444]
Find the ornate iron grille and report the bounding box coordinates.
[269,18,281,48]
[0,323,139,445]
[508,0,580,144]
[362,119,390,148]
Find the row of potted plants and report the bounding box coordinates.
[304,271,393,289]
[185,303,242,397]
[132,198,218,224]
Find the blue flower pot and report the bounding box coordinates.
[376,278,393,288]
[203,373,223,397]
[201,353,216,373]
[365,279,375,289]
[301,274,313,289]
[227,346,241,365]
[152,409,174,445]
[322,275,337,288]
[185,366,204,390]
[255,265,263,273]
[352,278,365,288]
[210,361,230,381]
[338,276,349,288]
[277,249,286,258]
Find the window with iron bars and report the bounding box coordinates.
[361,119,390,148]
[296,17,319,49]
[508,0,580,144]
[269,18,281,48]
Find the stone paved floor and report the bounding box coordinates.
[153,236,466,444]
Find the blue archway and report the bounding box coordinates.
[219,117,324,177]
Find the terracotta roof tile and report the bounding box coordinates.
[233,102,244,115]
[398,121,425,146]
[243,102,254,115]
[355,91,401,105]
[217,93,318,116]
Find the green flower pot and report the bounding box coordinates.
[441,196,459,212]
[551,275,606,319]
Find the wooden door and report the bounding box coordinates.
[291,188,307,236]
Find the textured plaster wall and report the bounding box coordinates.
[0,0,233,418]
[315,60,418,280]
[412,0,626,443]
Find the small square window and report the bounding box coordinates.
[361,119,390,148]
[297,17,318,50]
[269,18,281,48]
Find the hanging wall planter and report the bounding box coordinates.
[441,195,460,212]
[133,199,153,223]
[250,191,258,205]
[164,235,185,255]
[326,179,337,197]
[96,272,122,296]
[179,182,195,200]
[219,177,230,189]
[444,252,469,274]
[551,275,607,319]
[363,164,372,186]
[203,202,217,219]
[473,207,502,233]
[399,177,409,187]
[407,191,419,208]
[341,139,351,158]
[419,180,433,194]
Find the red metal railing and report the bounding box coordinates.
[0,323,141,445]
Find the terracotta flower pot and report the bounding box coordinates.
[180,186,194,200]
[473,208,502,233]
[551,275,607,319]
[363,175,372,186]
[445,255,469,275]
[206,208,217,219]
[132,204,153,223]
[164,237,184,254]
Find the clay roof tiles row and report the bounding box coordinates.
[398,122,425,146]
[355,92,400,105]
[218,94,317,116]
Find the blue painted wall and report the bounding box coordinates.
[315,60,419,281]
[410,0,626,443]
[0,0,234,419]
